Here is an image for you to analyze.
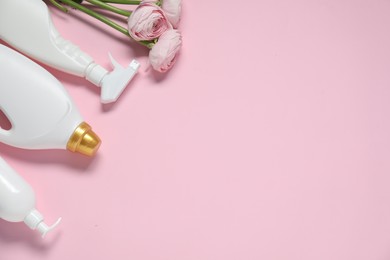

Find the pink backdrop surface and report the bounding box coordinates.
[2,0,390,259]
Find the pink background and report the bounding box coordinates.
[2,0,390,259]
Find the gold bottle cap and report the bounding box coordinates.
[67,122,101,156]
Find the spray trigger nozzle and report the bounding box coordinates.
[100,53,140,104]
[108,52,122,69]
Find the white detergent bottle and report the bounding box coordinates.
[0,0,140,104]
[0,156,61,238]
[0,44,101,156]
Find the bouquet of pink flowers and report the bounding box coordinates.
[49,0,182,73]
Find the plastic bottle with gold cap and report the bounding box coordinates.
[0,44,101,156]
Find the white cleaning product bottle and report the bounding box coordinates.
[0,0,140,104]
[0,156,61,238]
[0,44,101,156]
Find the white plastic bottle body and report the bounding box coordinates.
[0,0,140,103]
[0,44,83,150]
[0,0,93,77]
[0,157,35,222]
[0,157,61,237]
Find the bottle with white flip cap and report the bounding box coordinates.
[0,0,140,104]
[0,44,101,156]
[0,156,61,238]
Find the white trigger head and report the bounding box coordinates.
[100,54,140,104]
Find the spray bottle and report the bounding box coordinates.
[0,156,61,238]
[0,0,140,104]
[0,44,101,156]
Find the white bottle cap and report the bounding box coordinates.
[85,54,140,104]
[85,63,108,86]
[24,209,62,238]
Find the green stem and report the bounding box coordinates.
[98,0,142,4]
[99,0,162,6]
[51,0,155,48]
[58,0,129,35]
[49,0,69,12]
[85,0,132,17]
[138,40,155,49]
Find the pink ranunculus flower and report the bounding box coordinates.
[161,0,182,28]
[127,3,172,41]
[149,29,182,73]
